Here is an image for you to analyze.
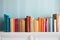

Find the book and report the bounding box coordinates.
[25,16,30,32]
[4,14,10,32]
[4,14,7,32]
[33,20,38,32]
[38,17,42,32]
[49,17,54,32]
[7,17,10,32]
[21,19,25,32]
[53,14,59,32]
[10,18,15,32]
[45,18,49,32]
[15,19,19,32]
[41,18,44,32]
[30,16,34,32]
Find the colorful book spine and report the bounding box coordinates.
[49,17,54,32]
[53,14,59,32]
[38,17,42,32]
[41,18,44,32]
[15,19,19,32]
[4,14,7,32]
[25,16,30,32]
[21,19,25,32]
[4,14,10,32]
[7,17,10,32]
[30,17,34,32]
[34,20,38,32]
[10,18,15,32]
[45,18,49,32]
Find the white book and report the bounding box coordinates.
[54,19,56,32]
[58,15,60,32]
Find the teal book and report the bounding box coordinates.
[7,16,10,32]
[4,14,10,32]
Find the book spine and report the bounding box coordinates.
[54,19,56,32]
[10,18,15,32]
[21,20,25,32]
[7,17,10,32]
[38,17,42,32]
[30,17,34,32]
[58,16,60,32]
[4,14,7,32]
[49,17,54,32]
[45,18,49,32]
[34,20,38,32]
[42,18,44,32]
[25,16,30,32]
[15,19,18,32]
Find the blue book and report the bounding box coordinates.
[4,14,10,32]
[7,16,10,32]
[49,17,54,32]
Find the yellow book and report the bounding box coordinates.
[21,19,25,32]
[10,18,15,32]
[34,20,38,32]
[19,19,22,32]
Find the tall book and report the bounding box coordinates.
[21,19,25,32]
[33,20,38,32]
[41,18,44,32]
[45,18,49,32]
[25,16,30,32]
[15,19,19,32]
[4,14,10,32]
[49,17,54,32]
[30,16,34,32]
[10,18,15,32]
[53,14,59,32]
[38,17,42,32]
[7,17,10,32]
[4,14,7,32]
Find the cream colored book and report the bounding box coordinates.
[33,20,38,32]
[54,19,56,32]
[30,17,34,32]
[21,19,25,32]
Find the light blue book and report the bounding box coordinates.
[49,17,54,32]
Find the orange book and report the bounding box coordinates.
[34,20,38,32]
[38,17,42,32]
[21,19,25,32]
[41,18,44,32]
[10,18,15,32]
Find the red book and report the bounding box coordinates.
[45,18,49,32]
[15,19,18,32]
[25,16,30,32]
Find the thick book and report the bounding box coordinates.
[53,14,59,32]
[33,20,38,32]
[10,18,15,32]
[4,14,10,32]
[25,16,30,32]
[45,18,49,32]
[38,17,42,32]
[15,19,19,32]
